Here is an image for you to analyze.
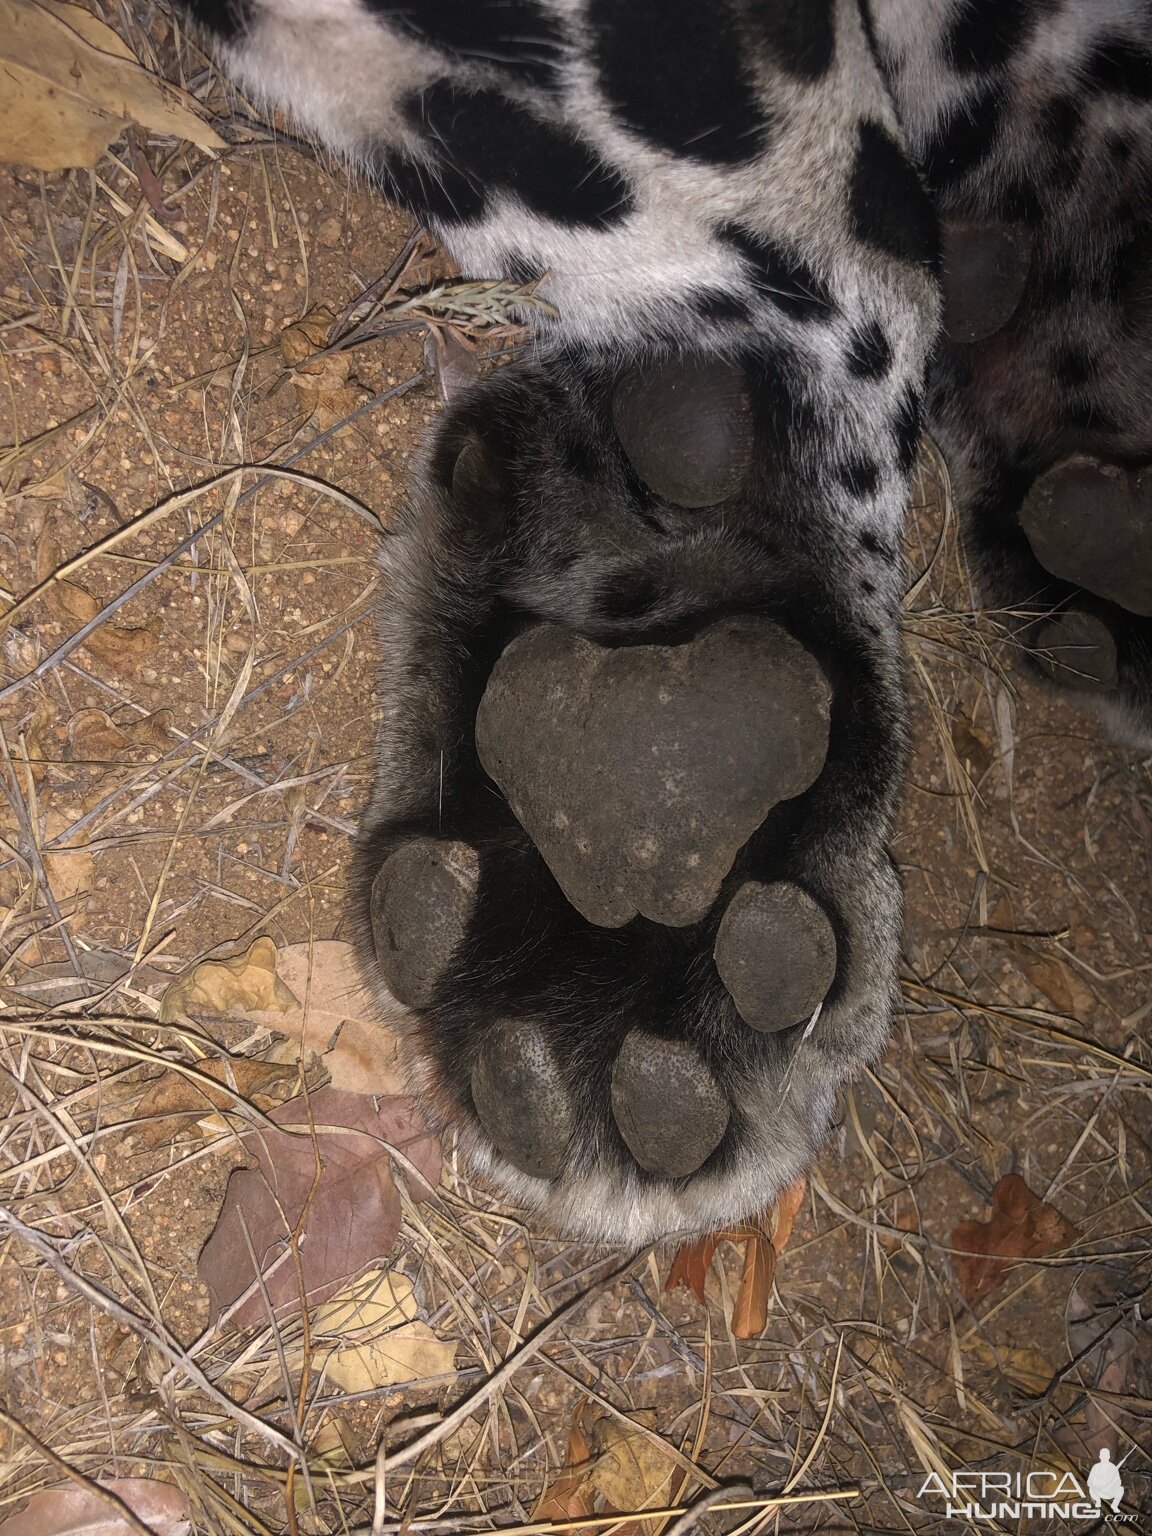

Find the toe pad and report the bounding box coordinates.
[471,1020,575,1180]
[1020,457,1152,617]
[714,881,837,1032]
[370,839,479,1006]
[611,359,753,508]
[611,1033,729,1177]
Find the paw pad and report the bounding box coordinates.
[940,221,1030,344]
[471,1020,575,1179]
[475,616,831,927]
[714,880,837,1032]
[611,358,753,506]
[610,1032,730,1177]
[1033,608,1118,691]
[1020,457,1152,618]
[370,838,479,1006]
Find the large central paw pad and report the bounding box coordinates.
[475,616,831,928]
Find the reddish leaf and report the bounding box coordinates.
[0,1478,191,1536]
[731,1219,776,1340]
[665,1231,720,1303]
[952,1173,1080,1310]
[197,1087,440,1329]
[534,1412,595,1523]
[770,1174,807,1252]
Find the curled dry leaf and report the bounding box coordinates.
[535,1411,595,1523]
[0,1477,192,1536]
[67,706,172,763]
[666,1174,806,1336]
[35,527,158,676]
[159,935,297,1024]
[197,1086,440,1329]
[315,1270,457,1392]
[279,308,368,431]
[251,939,408,1096]
[0,0,223,172]
[730,1217,775,1341]
[126,1054,304,1148]
[951,715,995,780]
[952,1173,1081,1310]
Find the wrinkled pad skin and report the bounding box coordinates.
[611,358,753,507]
[475,617,832,927]
[370,839,479,1007]
[714,880,838,1032]
[471,1020,576,1179]
[610,1033,730,1177]
[1019,457,1152,618]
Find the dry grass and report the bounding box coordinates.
[1,7,1150,1534]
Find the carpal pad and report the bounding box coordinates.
[474,617,832,928]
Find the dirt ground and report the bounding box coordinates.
[0,10,1149,1536]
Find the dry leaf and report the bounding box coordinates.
[325,1318,457,1391]
[0,1477,192,1536]
[315,1267,456,1390]
[952,1173,1081,1310]
[253,940,408,1096]
[67,707,131,761]
[730,1219,775,1340]
[68,706,173,761]
[971,1338,1054,1395]
[665,1231,720,1304]
[1012,946,1097,1017]
[160,935,297,1023]
[951,715,994,780]
[126,1054,303,1147]
[666,1176,804,1326]
[770,1173,807,1251]
[310,1414,359,1468]
[279,308,368,430]
[0,0,223,172]
[588,1416,677,1521]
[197,1086,440,1329]
[82,621,157,672]
[41,808,95,906]
[535,1412,595,1523]
[314,1266,417,1332]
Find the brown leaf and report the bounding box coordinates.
[731,1219,776,1340]
[534,1412,595,1523]
[1012,946,1097,1017]
[588,1415,677,1522]
[952,1173,1081,1310]
[67,707,131,761]
[665,1232,720,1304]
[197,1086,440,1329]
[251,940,408,1097]
[0,1477,191,1536]
[160,935,297,1024]
[82,621,158,673]
[41,809,95,906]
[0,0,223,173]
[770,1173,807,1252]
[127,1054,304,1148]
[951,715,994,780]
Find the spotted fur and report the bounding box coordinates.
[179,0,1152,1241]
